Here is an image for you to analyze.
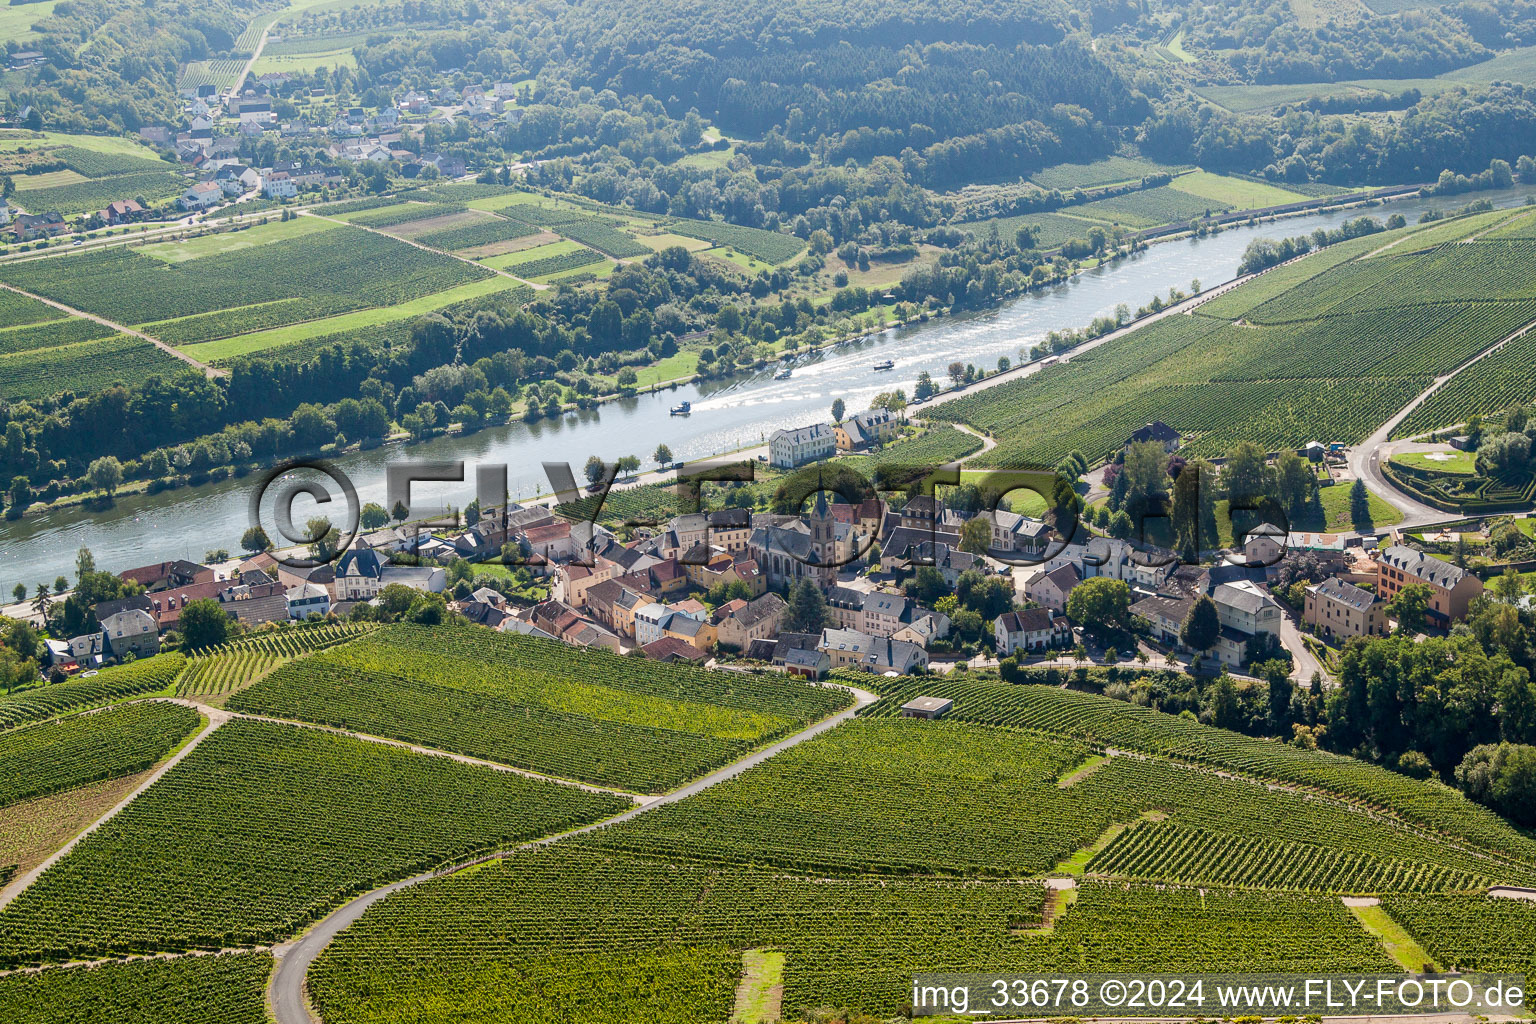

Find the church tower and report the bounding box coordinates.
[808,480,835,587]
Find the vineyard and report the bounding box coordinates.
[555,480,685,525]
[10,169,187,218]
[0,230,491,333]
[925,226,1536,467]
[345,202,467,229]
[1379,894,1536,972]
[310,841,1397,1023]
[176,622,375,698]
[1089,821,1490,892]
[0,316,115,356]
[0,292,62,331]
[0,702,199,809]
[580,718,1514,884]
[176,60,243,92]
[870,676,1536,872]
[501,246,607,279]
[0,951,273,1024]
[1394,322,1536,437]
[0,655,185,732]
[667,218,805,264]
[0,333,190,401]
[0,719,629,963]
[227,624,851,793]
[1077,185,1227,227]
[497,206,651,258]
[412,215,537,251]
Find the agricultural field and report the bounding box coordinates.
[340,201,467,229]
[0,333,191,401]
[176,622,375,699]
[555,481,687,525]
[0,951,273,1024]
[0,0,56,45]
[496,205,653,258]
[1166,170,1310,208]
[870,676,1536,872]
[925,217,1536,467]
[0,227,492,349]
[1075,185,1231,228]
[1031,155,1182,190]
[0,718,629,963]
[666,218,805,264]
[7,134,187,218]
[0,655,185,732]
[411,213,538,251]
[1380,894,1536,972]
[581,718,1511,883]
[492,243,606,280]
[0,773,152,878]
[0,701,199,809]
[137,215,337,263]
[176,60,243,93]
[226,624,853,792]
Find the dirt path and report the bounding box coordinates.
[300,210,548,291]
[266,683,878,1024]
[227,24,272,101]
[0,281,224,378]
[0,709,230,911]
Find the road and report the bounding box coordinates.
[1279,609,1329,686]
[1350,314,1536,528]
[227,23,272,101]
[0,708,230,911]
[265,682,878,1024]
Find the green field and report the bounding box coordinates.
[1390,449,1478,474]
[0,952,273,1024]
[1030,155,1183,190]
[0,718,629,963]
[0,0,57,44]
[251,49,358,74]
[226,624,854,793]
[666,218,806,264]
[923,217,1536,468]
[0,656,185,732]
[138,216,338,263]
[1167,170,1310,208]
[0,702,199,809]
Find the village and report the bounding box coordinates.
[18,406,1501,695]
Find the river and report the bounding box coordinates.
[5,187,1531,587]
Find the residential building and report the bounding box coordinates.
[379,564,447,592]
[994,608,1070,655]
[1304,578,1387,641]
[102,199,145,224]
[179,181,222,210]
[1023,563,1080,613]
[334,548,386,601]
[768,423,835,468]
[833,408,897,451]
[120,559,215,592]
[1375,545,1484,626]
[99,608,161,661]
[286,583,331,619]
[1212,580,1284,638]
[10,211,68,241]
[817,627,927,674]
[713,592,786,651]
[1124,421,1181,452]
[261,172,298,199]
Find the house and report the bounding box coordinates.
[641,636,709,663]
[1124,421,1181,452]
[1212,580,1284,639]
[102,199,145,225]
[1023,563,1080,613]
[10,212,69,241]
[986,510,1053,559]
[713,592,786,651]
[335,548,386,601]
[120,560,215,592]
[215,164,259,195]
[179,181,222,210]
[379,564,448,592]
[261,172,298,199]
[1130,593,1196,646]
[99,608,161,660]
[1375,545,1484,627]
[817,627,927,674]
[286,583,331,620]
[1304,577,1387,641]
[583,578,655,638]
[768,423,835,468]
[900,696,952,720]
[994,608,1070,656]
[833,408,898,451]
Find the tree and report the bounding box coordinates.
[947,361,966,387]
[4,617,39,661]
[85,455,123,497]
[584,455,607,486]
[617,455,641,478]
[784,579,827,633]
[830,398,845,423]
[360,503,390,530]
[1492,567,1527,605]
[75,547,96,581]
[1180,595,1220,652]
[306,517,340,562]
[240,525,273,553]
[1349,479,1372,529]
[178,598,229,651]
[1456,742,1536,826]
[1388,583,1433,634]
[391,500,410,523]
[959,516,991,556]
[1211,674,1242,729]
[11,584,23,603]
[914,372,936,401]
[31,583,51,621]
[1065,578,1131,632]
[1172,459,1219,561]
[0,646,37,695]
[653,444,673,467]
[905,566,947,605]
[6,475,30,519]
